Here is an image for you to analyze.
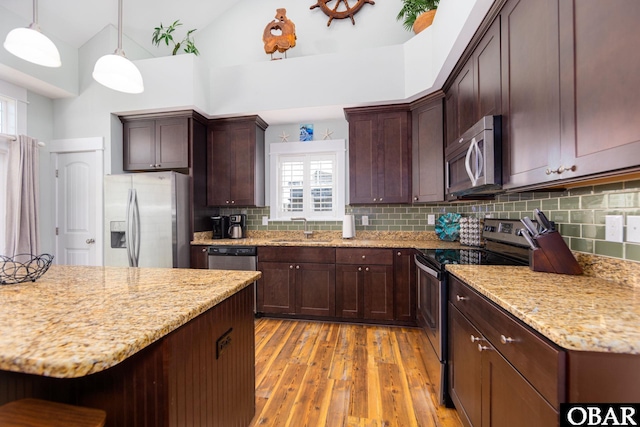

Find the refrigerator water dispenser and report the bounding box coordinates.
[110,221,127,248]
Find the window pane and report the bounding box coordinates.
[281,160,304,212]
[310,159,334,212]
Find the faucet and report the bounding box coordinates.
[291,217,313,238]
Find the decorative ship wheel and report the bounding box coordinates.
[310,0,375,26]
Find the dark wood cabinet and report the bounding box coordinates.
[190,244,209,269]
[344,105,411,204]
[393,249,415,324]
[448,276,563,427]
[556,1,640,181]
[207,116,267,207]
[123,117,189,171]
[411,95,445,203]
[500,0,561,189]
[257,247,335,317]
[335,248,394,321]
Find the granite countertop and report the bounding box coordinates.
[192,230,463,250]
[0,265,261,378]
[447,265,640,355]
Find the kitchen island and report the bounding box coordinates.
[0,265,261,427]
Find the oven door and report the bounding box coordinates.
[415,255,444,361]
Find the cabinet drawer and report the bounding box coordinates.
[335,248,393,265]
[258,246,335,264]
[449,276,565,408]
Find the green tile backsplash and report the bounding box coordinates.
[221,179,640,263]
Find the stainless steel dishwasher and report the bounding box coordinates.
[207,246,258,312]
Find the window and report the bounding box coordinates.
[270,139,346,221]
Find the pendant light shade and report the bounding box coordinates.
[3,1,61,68]
[92,0,144,94]
[93,49,144,94]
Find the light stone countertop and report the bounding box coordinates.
[447,265,640,355]
[0,265,261,378]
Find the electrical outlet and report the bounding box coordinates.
[427,214,435,225]
[362,215,369,226]
[627,216,640,243]
[262,216,269,226]
[605,215,624,242]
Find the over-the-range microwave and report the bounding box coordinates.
[445,115,502,201]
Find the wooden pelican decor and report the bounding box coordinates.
[263,8,297,59]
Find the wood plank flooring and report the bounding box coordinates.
[250,318,462,427]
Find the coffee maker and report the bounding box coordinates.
[211,216,229,239]
[228,214,247,239]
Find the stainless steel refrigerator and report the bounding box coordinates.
[104,171,190,268]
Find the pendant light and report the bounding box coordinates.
[3,0,61,68]
[92,0,144,94]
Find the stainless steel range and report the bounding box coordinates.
[414,218,532,405]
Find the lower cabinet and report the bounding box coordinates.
[335,248,394,321]
[257,247,336,317]
[190,244,209,269]
[393,249,416,324]
[448,276,563,427]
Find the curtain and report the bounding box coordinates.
[4,135,40,257]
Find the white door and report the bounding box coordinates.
[54,151,99,265]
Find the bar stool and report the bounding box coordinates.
[0,398,106,427]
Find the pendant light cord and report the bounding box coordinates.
[33,0,38,25]
[117,0,123,51]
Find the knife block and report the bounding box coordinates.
[529,231,583,275]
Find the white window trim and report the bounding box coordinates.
[269,139,346,221]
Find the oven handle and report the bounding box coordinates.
[414,255,441,279]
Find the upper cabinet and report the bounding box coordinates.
[345,105,411,205]
[411,94,445,203]
[500,0,562,188]
[207,116,268,207]
[445,18,501,151]
[122,116,189,171]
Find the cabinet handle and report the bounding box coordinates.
[500,335,516,344]
[459,137,464,143]
[397,251,402,256]
[373,198,377,202]
[414,196,419,201]
[365,267,369,271]
[478,344,492,352]
[289,265,294,269]
[546,165,577,175]
[470,335,485,343]
[201,248,207,252]
[358,267,362,271]
[296,265,300,269]
[379,198,383,201]
[362,255,366,259]
[226,200,230,204]
[150,164,154,168]
[456,295,468,302]
[231,200,235,204]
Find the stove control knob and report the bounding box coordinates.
[484,225,496,232]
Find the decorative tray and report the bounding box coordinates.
[0,254,54,285]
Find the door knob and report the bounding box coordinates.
[86,238,95,244]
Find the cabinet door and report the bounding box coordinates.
[501,0,561,188]
[482,348,558,427]
[364,265,394,321]
[155,118,189,169]
[393,249,415,323]
[256,261,296,314]
[475,18,502,119]
[449,305,483,427]
[558,1,640,178]
[124,120,155,171]
[296,263,336,317]
[228,122,256,206]
[349,114,378,204]
[336,265,364,319]
[378,111,411,204]
[444,87,458,152]
[207,125,231,206]
[412,98,444,203]
[455,61,476,143]
[190,245,209,269]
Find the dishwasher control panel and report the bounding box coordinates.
[207,246,257,256]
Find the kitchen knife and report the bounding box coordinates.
[521,217,539,237]
[520,228,538,250]
[533,209,554,233]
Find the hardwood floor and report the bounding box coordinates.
[250,318,462,427]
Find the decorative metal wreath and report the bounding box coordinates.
[310,0,375,26]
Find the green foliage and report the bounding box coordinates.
[152,20,200,56]
[396,0,439,32]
